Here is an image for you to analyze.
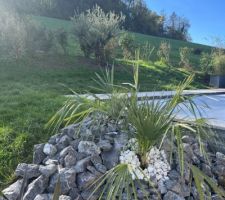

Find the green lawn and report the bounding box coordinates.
[0,16,210,187]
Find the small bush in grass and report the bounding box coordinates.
[201,49,225,75]
[193,48,203,55]
[0,11,27,59]
[212,51,225,75]
[71,5,125,66]
[26,23,55,54]
[119,33,137,59]
[157,41,171,65]
[24,19,41,54]
[0,12,55,59]
[55,28,68,55]
[200,52,213,75]
[179,46,192,69]
[140,42,155,62]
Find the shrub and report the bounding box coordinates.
[26,21,55,55]
[25,20,55,54]
[139,42,155,62]
[193,48,203,55]
[0,11,27,59]
[212,52,225,75]
[0,12,55,59]
[55,28,68,55]
[201,49,225,75]
[200,52,213,74]
[157,41,171,65]
[179,47,192,68]
[71,5,125,66]
[119,33,137,59]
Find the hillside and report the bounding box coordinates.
[34,15,212,68]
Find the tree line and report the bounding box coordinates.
[9,0,191,41]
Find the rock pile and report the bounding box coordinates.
[2,117,225,200]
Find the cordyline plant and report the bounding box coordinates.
[47,57,225,199]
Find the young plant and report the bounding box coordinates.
[139,42,155,62]
[200,52,213,75]
[211,49,225,75]
[179,47,192,69]
[48,60,225,200]
[47,66,128,133]
[55,28,68,55]
[128,98,174,165]
[157,41,171,65]
[86,164,160,200]
[119,33,137,59]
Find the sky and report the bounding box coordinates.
[147,0,225,46]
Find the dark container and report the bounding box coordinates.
[210,75,225,88]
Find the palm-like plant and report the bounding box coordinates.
[128,99,174,166]
[47,61,225,200]
[47,66,129,133]
[86,164,160,200]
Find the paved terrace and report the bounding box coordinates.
[66,88,225,100]
[66,89,225,129]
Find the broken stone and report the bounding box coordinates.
[77,172,96,190]
[101,146,119,169]
[43,143,57,156]
[59,195,72,200]
[23,175,49,200]
[59,146,76,158]
[34,194,52,200]
[78,141,100,155]
[57,135,71,151]
[39,164,57,177]
[15,163,40,179]
[33,143,46,164]
[2,179,23,200]
[163,191,185,200]
[64,151,77,167]
[74,156,91,173]
[97,139,112,151]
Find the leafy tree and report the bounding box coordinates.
[165,12,191,41]
[71,5,125,65]
[128,0,164,35]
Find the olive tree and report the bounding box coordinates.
[71,5,125,66]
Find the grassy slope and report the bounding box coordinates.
[34,15,212,67]
[0,16,211,185]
